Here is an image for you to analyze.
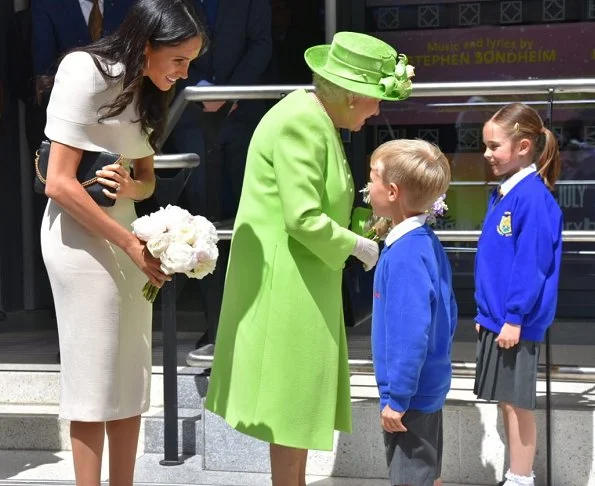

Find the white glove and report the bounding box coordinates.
[351,235,379,271]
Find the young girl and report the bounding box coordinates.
[474,102,563,486]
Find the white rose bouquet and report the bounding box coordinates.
[131,205,219,303]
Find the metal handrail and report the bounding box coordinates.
[160,78,595,148]
[213,228,595,243]
[407,78,595,97]
[160,85,314,146]
[185,348,595,383]
[449,180,595,186]
[434,230,595,243]
[153,153,200,170]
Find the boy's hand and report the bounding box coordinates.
[475,323,480,333]
[495,322,521,349]
[381,404,407,433]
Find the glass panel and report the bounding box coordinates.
[362,0,595,368]
[550,98,595,367]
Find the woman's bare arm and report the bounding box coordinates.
[44,141,167,286]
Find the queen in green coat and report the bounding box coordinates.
[205,32,414,485]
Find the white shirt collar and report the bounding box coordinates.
[79,0,104,24]
[384,214,428,247]
[500,164,537,197]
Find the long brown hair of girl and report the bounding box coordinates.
[489,102,561,189]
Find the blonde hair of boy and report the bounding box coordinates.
[371,139,451,213]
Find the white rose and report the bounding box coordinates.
[173,223,198,246]
[132,213,167,242]
[163,205,193,231]
[146,233,174,258]
[185,240,218,279]
[195,240,219,262]
[192,215,219,245]
[185,259,217,279]
[406,64,415,79]
[159,242,199,274]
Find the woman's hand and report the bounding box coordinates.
[124,238,170,288]
[351,235,379,271]
[495,323,521,349]
[96,163,136,201]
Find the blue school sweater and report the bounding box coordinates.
[474,173,563,341]
[372,224,458,413]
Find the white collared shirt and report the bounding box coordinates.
[384,214,428,247]
[79,0,104,25]
[499,164,537,198]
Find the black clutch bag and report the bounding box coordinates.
[34,140,122,207]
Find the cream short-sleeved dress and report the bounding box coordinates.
[41,51,155,422]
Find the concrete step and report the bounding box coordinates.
[144,408,203,456]
[0,366,209,455]
[0,404,202,456]
[1,367,594,485]
[0,365,208,409]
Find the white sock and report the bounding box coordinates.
[503,469,535,486]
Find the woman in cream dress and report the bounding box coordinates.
[39,1,206,483]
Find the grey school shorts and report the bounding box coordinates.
[383,409,443,486]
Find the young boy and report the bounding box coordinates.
[368,139,458,486]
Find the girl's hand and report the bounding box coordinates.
[125,238,170,288]
[495,323,521,349]
[96,163,135,200]
[381,404,407,433]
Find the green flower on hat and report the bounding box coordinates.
[304,32,415,102]
[379,54,415,99]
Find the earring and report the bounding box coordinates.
[349,104,354,110]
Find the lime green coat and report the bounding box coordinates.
[205,90,357,451]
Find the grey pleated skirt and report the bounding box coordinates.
[473,327,540,410]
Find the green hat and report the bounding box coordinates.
[304,31,414,102]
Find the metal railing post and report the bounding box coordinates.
[152,154,200,466]
[325,0,337,43]
[544,87,556,486]
[159,276,181,466]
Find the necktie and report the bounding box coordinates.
[496,186,504,203]
[89,0,103,42]
[491,187,504,210]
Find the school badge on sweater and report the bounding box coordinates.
[497,211,512,236]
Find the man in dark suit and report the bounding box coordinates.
[165,0,272,220]
[32,0,135,77]
[0,0,7,120]
[1,0,25,314]
[30,0,135,155]
[27,0,134,312]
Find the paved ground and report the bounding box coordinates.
[0,451,482,485]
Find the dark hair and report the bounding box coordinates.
[40,0,207,151]
[489,102,561,189]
